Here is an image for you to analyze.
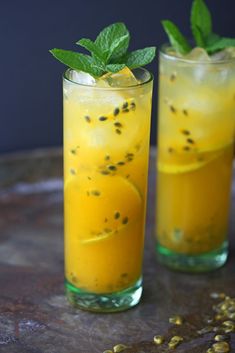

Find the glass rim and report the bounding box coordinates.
[160,43,235,65]
[63,67,153,90]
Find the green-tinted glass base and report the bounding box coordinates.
[65,278,142,313]
[156,241,228,273]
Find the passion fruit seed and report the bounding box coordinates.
[122,217,129,225]
[108,165,117,171]
[114,122,123,128]
[153,335,165,345]
[70,168,76,175]
[212,341,230,352]
[85,115,91,123]
[122,108,129,113]
[115,129,122,135]
[100,170,110,175]
[182,109,188,116]
[91,190,101,196]
[122,102,128,109]
[113,344,128,352]
[183,146,191,151]
[130,101,136,110]
[70,149,77,155]
[113,107,120,116]
[169,315,184,325]
[187,138,195,144]
[114,212,120,219]
[99,116,108,121]
[105,155,110,161]
[170,73,176,82]
[117,161,125,166]
[170,105,177,114]
[168,147,174,153]
[181,129,190,135]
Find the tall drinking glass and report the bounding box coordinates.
[63,68,153,311]
[156,47,235,272]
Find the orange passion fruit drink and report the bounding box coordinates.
[50,22,155,311]
[156,47,235,272]
[156,0,235,272]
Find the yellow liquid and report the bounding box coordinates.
[156,56,235,255]
[64,80,152,293]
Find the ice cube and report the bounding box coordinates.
[104,67,139,87]
[211,49,231,62]
[186,47,210,62]
[71,70,96,86]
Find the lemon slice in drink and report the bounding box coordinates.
[64,173,142,244]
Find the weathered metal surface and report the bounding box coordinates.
[0,148,234,353]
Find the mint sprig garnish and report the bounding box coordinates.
[162,0,235,56]
[50,22,156,77]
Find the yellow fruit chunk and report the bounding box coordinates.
[64,173,142,244]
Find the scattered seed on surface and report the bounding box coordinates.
[70,168,76,175]
[170,105,177,113]
[115,129,122,135]
[182,109,188,116]
[113,344,128,352]
[168,336,183,349]
[91,190,101,196]
[113,107,120,116]
[114,122,123,128]
[214,334,230,342]
[153,335,165,345]
[206,349,215,353]
[212,341,230,352]
[197,326,213,335]
[169,315,184,325]
[114,212,120,219]
[99,116,108,121]
[108,165,117,171]
[122,217,129,225]
[85,115,91,123]
[187,138,195,144]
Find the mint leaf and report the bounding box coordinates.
[191,0,212,45]
[49,49,104,77]
[76,39,105,61]
[193,26,206,47]
[106,64,126,73]
[95,23,129,58]
[206,37,235,54]
[107,34,130,62]
[162,20,191,55]
[50,22,156,78]
[125,47,156,69]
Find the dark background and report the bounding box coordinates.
[1,0,234,153]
